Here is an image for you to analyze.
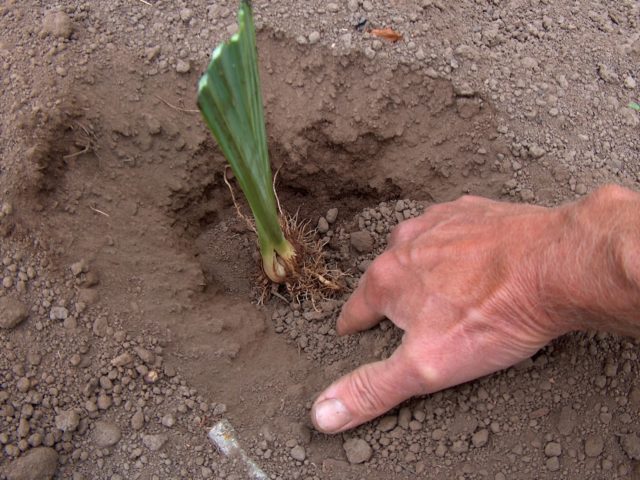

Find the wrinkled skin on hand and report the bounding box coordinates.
[312,195,573,434]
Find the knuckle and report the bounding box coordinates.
[365,255,391,286]
[403,346,440,390]
[347,367,387,416]
[389,220,413,245]
[391,243,417,271]
[363,262,390,306]
[364,253,400,301]
[367,252,398,294]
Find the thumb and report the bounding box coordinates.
[311,346,424,434]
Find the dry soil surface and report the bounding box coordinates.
[0,1,639,479]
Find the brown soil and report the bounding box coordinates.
[0,1,639,479]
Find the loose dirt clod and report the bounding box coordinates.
[620,434,640,460]
[584,435,604,458]
[54,410,80,433]
[343,438,373,464]
[350,230,375,254]
[0,297,28,329]
[5,447,58,480]
[142,433,168,452]
[40,10,73,40]
[92,421,121,448]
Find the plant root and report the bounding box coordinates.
[224,171,344,305]
[256,211,344,306]
[223,167,257,235]
[277,212,344,306]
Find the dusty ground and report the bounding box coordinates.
[0,0,639,479]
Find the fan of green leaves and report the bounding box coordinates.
[197,0,295,283]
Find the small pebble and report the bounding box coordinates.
[584,435,603,458]
[326,3,339,13]
[97,394,112,410]
[377,415,397,432]
[131,410,145,431]
[620,433,640,460]
[472,429,489,448]
[176,59,191,74]
[41,10,73,39]
[5,447,58,479]
[93,317,108,337]
[55,410,80,432]
[16,377,30,393]
[546,456,560,472]
[308,31,320,44]
[520,189,535,202]
[545,442,562,457]
[624,76,636,90]
[70,260,88,276]
[317,217,329,234]
[0,297,28,329]
[93,422,121,448]
[326,208,338,224]
[142,433,168,451]
[180,8,193,22]
[134,346,155,364]
[343,438,372,464]
[350,231,374,253]
[161,413,176,428]
[49,306,69,321]
[290,445,305,462]
[111,352,134,367]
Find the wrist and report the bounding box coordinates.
[540,185,640,335]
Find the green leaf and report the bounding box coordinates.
[629,102,640,112]
[197,0,294,282]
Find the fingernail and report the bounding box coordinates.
[313,398,351,433]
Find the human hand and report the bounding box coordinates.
[311,195,575,434]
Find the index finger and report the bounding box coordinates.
[338,250,406,336]
[337,273,385,336]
